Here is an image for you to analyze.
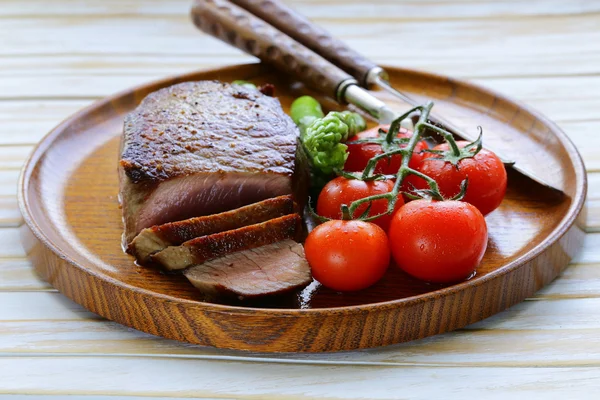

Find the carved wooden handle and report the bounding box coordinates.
[191,0,356,99]
[230,0,378,85]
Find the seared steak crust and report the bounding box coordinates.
[128,195,295,263]
[120,81,297,183]
[118,81,302,243]
[152,214,301,271]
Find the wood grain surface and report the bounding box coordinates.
[3,0,600,397]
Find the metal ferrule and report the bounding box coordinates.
[335,78,359,104]
[365,66,388,87]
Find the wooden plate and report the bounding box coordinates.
[19,63,586,352]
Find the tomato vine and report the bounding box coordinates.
[337,101,481,221]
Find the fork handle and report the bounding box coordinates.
[191,0,357,100]
[229,0,378,85]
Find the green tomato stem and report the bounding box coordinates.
[347,101,436,219]
[384,105,422,144]
[422,122,461,156]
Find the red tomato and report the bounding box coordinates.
[406,141,507,215]
[345,124,428,175]
[389,200,488,283]
[305,220,390,291]
[316,176,403,231]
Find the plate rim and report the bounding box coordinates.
[18,62,587,316]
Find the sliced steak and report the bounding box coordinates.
[152,214,301,271]
[183,239,311,299]
[129,195,295,263]
[119,80,305,244]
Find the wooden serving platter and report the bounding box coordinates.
[19,63,586,352]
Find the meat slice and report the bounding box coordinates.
[183,239,311,299]
[128,195,295,263]
[152,214,301,271]
[119,80,305,244]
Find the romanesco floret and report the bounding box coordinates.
[302,111,364,175]
[332,111,367,138]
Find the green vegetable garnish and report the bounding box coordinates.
[303,113,350,175]
[232,80,257,90]
[289,95,367,187]
[302,111,367,175]
[333,111,367,138]
[290,96,324,134]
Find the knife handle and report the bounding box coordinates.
[229,0,378,85]
[191,0,356,100]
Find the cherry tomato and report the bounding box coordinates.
[316,176,403,232]
[305,220,390,291]
[345,125,428,175]
[389,200,487,283]
[406,141,507,215]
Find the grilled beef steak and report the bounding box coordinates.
[152,214,301,271]
[119,80,305,244]
[128,195,294,263]
[183,239,311,299]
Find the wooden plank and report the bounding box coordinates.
[0,54,246,76]
[587,173,600,200]
[585,173,600,231]
[0,146,32,170]
[571,232,600,264]
[0,170,18,197]
[470,76,600,123]
[1,15,600,80]
[587,199,600,232]
[0,100,93,145]
[536,263,600,299]
[0,397,213,400]
[1,0,598,19]
[0,73,174,100]
[0,228,26,258]
[0,292,98,321]
[2,50,600,83]
[0,197,22,228]
[1,356,600,399]
[0,258,50,291]
[559,121,600,172]
[465,297,600,331]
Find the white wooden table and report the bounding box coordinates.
[2,0,600,398]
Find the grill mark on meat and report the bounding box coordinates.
[128,195,295,263]
[151,214,301,271]
[118,80,304,243]
[183,239,311,299]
